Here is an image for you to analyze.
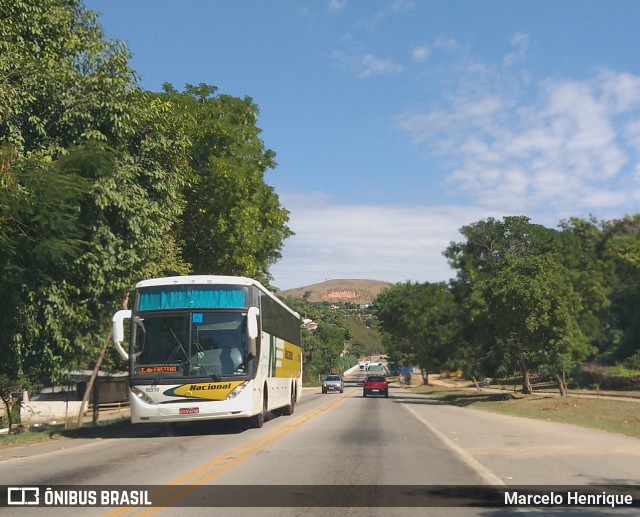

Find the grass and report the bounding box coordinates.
[344,317,383,351]
[0,417,139,451]
[409,384,640,439]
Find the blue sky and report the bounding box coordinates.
[85,0,640,290]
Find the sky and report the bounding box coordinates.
[85,0,640,290]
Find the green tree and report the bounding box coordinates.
[313,322,346,373]
[160,83,293,287]
[445,215,609,391]
[1,141,187,385]
[0,0,136,156]
[444,216,561,284]
[374,282,460,385]
[471,254,592,395]
[0,0,188,388]
[0,0,301,400]
[601,214,640,361]
[346,341,365,360]
[0,150,91,384]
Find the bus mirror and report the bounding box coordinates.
[112,309,131,361]
[247,307,259,357]
[247,307,259,339]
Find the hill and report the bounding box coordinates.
[278,279,392,304]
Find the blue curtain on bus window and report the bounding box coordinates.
[137,286,247,311]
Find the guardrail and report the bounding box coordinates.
[87,401,130,412]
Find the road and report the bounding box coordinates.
[1,386,639,516]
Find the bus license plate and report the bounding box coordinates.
[179,407,199,414]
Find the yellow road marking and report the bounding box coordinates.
[103,391,353,516]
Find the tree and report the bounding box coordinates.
[0,374,29,435]
[600,214,640,361]
[346,341,365,360]
[444,216,561,284]
[159,83,293,287]
[0,0,188,388]
[313,322,346,373]
[374,282,460,385]
[556,217,612,352]
[444,215,608,392]
[1,1,296,403]
[0,149,92,384]
[471,254,592,395]
[0,0,137,156]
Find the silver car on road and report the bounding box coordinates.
[322,374,344,394]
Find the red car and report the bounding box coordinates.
[363,375,388,398]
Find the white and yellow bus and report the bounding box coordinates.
[112,275,302,428]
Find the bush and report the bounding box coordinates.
[623,352,640,370]
[578,363,640,390]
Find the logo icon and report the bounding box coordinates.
[8,487,40,505]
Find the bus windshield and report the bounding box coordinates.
[132,311,248,379]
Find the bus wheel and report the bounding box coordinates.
[249,392,267,428]
[281,386,295,416]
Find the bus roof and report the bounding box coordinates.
[135,275,300,319]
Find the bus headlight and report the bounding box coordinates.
[131,387,154,404]
[226,381,248,400]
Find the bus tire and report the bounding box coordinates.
[249,390,267,428]
[281,385,295,416]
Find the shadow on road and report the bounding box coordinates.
[52,412,285,440]
[388,392,448,405]
[388,388,553,408]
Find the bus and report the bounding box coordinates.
[111,275,302,428]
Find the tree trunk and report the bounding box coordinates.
[64,382,70,430]
[556,373,567,397]
[519,357,532,394]
[471,376,482,391]
[77,329,111,428]
[420,368,429,385]
[1,396,12,435]
[77,294,128,428]
[92,380,100,425]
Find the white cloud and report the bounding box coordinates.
[328,0,346,13]
[433,36,459,50]
[355,0,416,32]
[331,50,402,78]
[389,0,416,13]
[397,94,507,143]
[396,69,640,216]
[412,46,430,62]
[270,195,501,290]
[625,119,640,150]
[598,69,640,112]
[503,33,529,67]
[358,54,402,77]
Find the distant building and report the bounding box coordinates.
[302,318,318,331]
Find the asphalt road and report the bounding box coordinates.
[1,386,639,516]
